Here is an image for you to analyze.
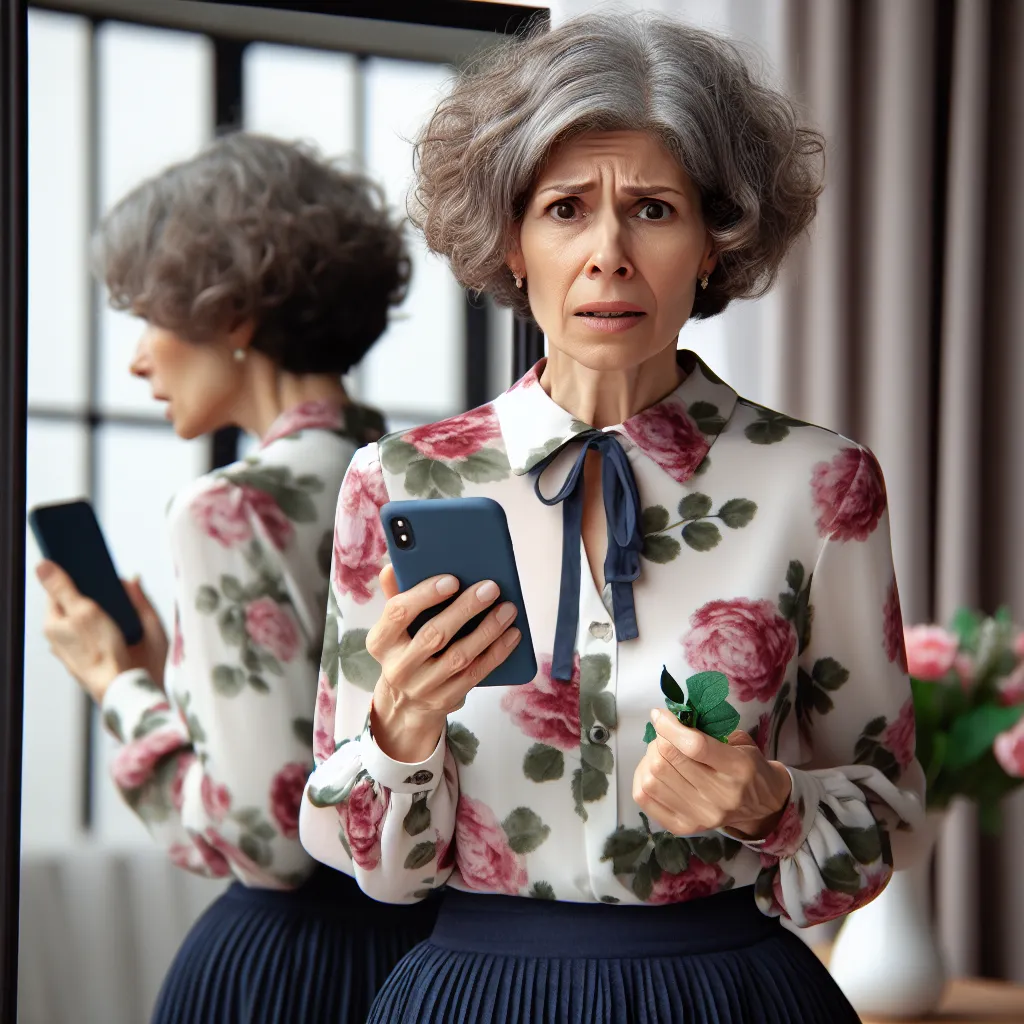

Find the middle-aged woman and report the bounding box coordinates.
[35,132,438,1023]
[300,14,926,1024]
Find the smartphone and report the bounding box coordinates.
[29,499,144,646]
[380,497,537,688]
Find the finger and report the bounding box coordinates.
[631,783,701,837]
[369,573,462,654]
[437,624,523,705]
[379,564,399,600]
[651,709,732,772]
[36,561,80,611]
[423,600,519,687]
[726,730,757,749]
[123,577,158,620]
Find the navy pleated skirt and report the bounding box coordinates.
[368,886,858,1024]
[151,866,438,1024]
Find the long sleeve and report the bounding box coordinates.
[299,444,460,902]
[745,447,926,927]
[102,473,321,889]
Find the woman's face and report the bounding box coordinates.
[513,130,715,373]
[130,322,246,440]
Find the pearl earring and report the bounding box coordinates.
[514,274,524,290]
[233,348,247,363]
[699,272,709,291]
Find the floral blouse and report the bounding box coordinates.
[299,352,926,926]
[101,400,384,889]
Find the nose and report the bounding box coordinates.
[129,334,150,378]
[584,209,635,281]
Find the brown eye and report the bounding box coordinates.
[637,201,672,221]
[551,201,576,220]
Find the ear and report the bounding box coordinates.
[505,231,526,281]
[701,236,719,278]
[226,318,255,352]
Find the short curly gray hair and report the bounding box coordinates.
[412,11,824,320]
[93,132,410,375]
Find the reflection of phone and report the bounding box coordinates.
[28,499,144,646]
[380,498,537,688]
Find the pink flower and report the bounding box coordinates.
[622,398,709,484]
[245,597,300,663]
[168,842,206,873]
[199,829,280,885]
[338,776,387,870]
[1015,633,1024,660]
[648,857,725,905]
[811,447,887,541]
[170,753,196,812]
[201,775,232,822]
[683,598,797,704]
[436,829,456,871]
[998,663,1024,706]
[883,577,908,672]
[269,761,309,840]
[994,718,1024,778]
[761,802,805,858]
[242,487,294,551]
[904,625,959,680]
[507,364,541,392]
[882,698,916,769]
[190,833,233,878]
[189,480,293,551]
[455,795,527,896]
[753,712,773,756]
[313,673,337,764]
[403,404,504,462]
[954,653,976,690]
[261,400,344,447]
[801,867,891,926]
[332,459,389,603]
[170,608,185,667]
[110,726,184,791]
[501,655,580,750]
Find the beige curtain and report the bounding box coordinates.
[777,0,1024,982]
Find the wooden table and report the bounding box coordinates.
[815,947,1024,1022]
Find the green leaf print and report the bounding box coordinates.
[812,658,850,691]
[317,530,333,579]
[580,742,614,774]
[239,834,272,868]
[718,498,758,529]
[838,825,883,865]
[306,781,348,808]
[404,841,437,871]
[601,826,649,863]
[642,505,670,535]
[403,795,432,837]
[523,743,564,782]
[195,586,220,614]
[460,447,511,483]
[258,651,284,676]
[447,721,480,765]
[429,461,463,497]
[252,821,276,841]
[379,439,419,474]
[862,716,886,737]
[786,560,804,593]
[591,691,617,729]
[642,534,681,563]
[654,834,689,874]
[777,561,814,654]
[687,835,726,864]
[103,708,124,743]
[694,456,710,476]
[687,401,726,435]
[247,674,271,694]
[579,765,608,803]
[295,473,324,492]
[212,665,246,697]
[218,606,246,647]
[502,807,551,853]
[529,882,556,900]
[678,493,713,520]
[820,852,864,896]
[292,718,313,744]
[682,521,721,551]
[580,654,611,695]
[632,860,654,901]
[221,575,245,602]
[571,769,587,821]
[743,406,808,445]
[133,707,169,740]
[405,459,464,498]
[339,630,381,690]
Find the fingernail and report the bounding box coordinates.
[496,602,517,625]
[650,708,662,724]
[504,628,521,648]
[36,562,53,580]
[476,580,499,603]
[436,576,459,595]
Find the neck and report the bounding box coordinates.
[232,355,349,438]
[539,345,685,428]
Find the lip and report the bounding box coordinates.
[573,301,646,314]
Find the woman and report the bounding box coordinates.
[37,132,437,1023]
[300,15,926,1024]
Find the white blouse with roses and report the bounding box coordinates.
[300,352,926,926]
[101,400,384,889]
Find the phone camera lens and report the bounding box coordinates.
[391,517,415,550]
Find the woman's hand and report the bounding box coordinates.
[37,561,169,703]
[367,565,521,763]
[633,708,793,841]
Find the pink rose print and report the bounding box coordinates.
[648,857,725,905]
[683,598,797,704]
[261,400,344,447]
[883,577,908,672]
[332,459,389,603]
[338,776,387,870]
[170,753,196,812]
[245,597,300,663]
[403,404,503,462]
[170,608,185,667]
[622,398,709,484]
[800,867,890,926]
[760,802,805,858]
[111,725,184,791]
[190,833,232,878]
[882,698,917,769]
[190,480,293,551]
[455,794,528,896]
[904,625,958,680]
[507,364,541,393]
[994,718,1024,778]
[243,487,294,551]
[168,842,206,873]
[753,712,772,756]
[313,674,337,764]
[201,775,232,822]
[200,829,280,884]
[269,761,309,840]
[998,663,1024,706]
[811,447,887,541]
[501,655,580,750]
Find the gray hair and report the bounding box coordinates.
[412,10,824,319]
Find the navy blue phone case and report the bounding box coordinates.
[380,498,537,687]
[29,499,145,647]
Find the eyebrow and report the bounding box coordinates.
[537,182,683,198]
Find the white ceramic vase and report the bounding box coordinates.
[828,814,947,1019]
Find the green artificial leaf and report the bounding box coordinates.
[642,534,681,563]
[685,671,729,713]
[447,721,480,766]
[642,722,657,744]
[522,743,564,782]
[718,498,758,529]
[404,841,436,871]
[660,667,686,704]
[642,505,670,535]
[682,521,722,552]
[502,807,551,854]
[697,700,741,741]
[949,607,982,652]
[679,493,713,520]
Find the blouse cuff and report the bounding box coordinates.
[729,767,820,858]
[101,669,173,744]
[360,725,447,795]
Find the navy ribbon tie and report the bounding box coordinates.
[530,430,645,682]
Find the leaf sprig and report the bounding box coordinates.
[643,667,741,745]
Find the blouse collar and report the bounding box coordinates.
[259,399,385,449]
[496,349,739,484]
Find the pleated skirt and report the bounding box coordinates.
[151,866,438,1024]
[368,886,859,1024]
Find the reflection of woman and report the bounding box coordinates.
[301,14,927,1023]
[36,133,436,1023]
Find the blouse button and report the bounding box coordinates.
[588,621,613,642]
[588,723,610,745]
[404,770,434,786]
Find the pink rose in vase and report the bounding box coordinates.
[998,662,1024,706]
[994,718,1024,778]
[455,794,527,896]
[501,654,581,749]
[403,405,503,462]
[245,597,300,663]
[904,625,959,680]
[811,447,887,542]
